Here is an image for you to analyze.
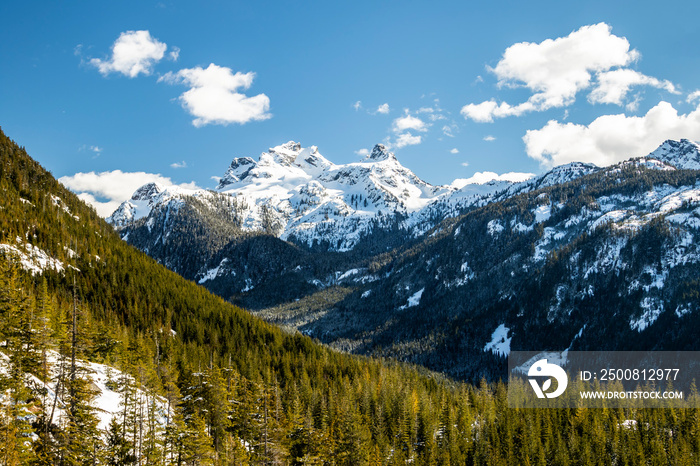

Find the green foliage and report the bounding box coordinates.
[3,126,700,464]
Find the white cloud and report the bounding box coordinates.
[589,69,678,105]
[461,162,470,167]
[355,148,370,157]
[79,145,103,158]
[170,160,187,168]
[483,135,496,142]
[169,46,180,61]
[376,103,390,114]
[442,124,457,137]
[452,171,534,188]
[385,106,447,148]
[450,148,459,154]
[75,193,123,219]
[59,170,198,217]
[392,114,428,133]
[394,132,422,148]
[353,100,362,111]
[90,30,168,78]
[461,100,534,122]
[160,63,271,127]
[687,90,700,104]
[462,23,652,121]
[523,101,700,167]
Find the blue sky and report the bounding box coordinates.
[3,0,700,215]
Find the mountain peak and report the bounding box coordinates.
[131,182,164,201]
[217,157,256,189]
[368,144,395,162]
[647,139,700,170]
[273,141,302,153]
[267,141,303,166]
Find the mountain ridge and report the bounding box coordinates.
[102,138,700,380]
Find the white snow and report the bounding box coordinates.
[675,305,692,318]
[197,258,231,284]
[533,227,566,262]
[484,324,511,357]
[630,297,664,332]
[0,242,66,275]
[513,350,569,374]
[0,350,169,437]
[589,210,628,231]
[337,268,361,281]
[511,220,533,233]
[619,420,638,429]
[447,261,476,288]
[487,219,504,236]
[110,143,455,252]
[533,204,551,223]
[398,288,424,310]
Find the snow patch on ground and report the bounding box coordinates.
[337,268,361,281]
[0,241,66,275]
[630,297,663,332]
[589,210,628,231]
[533,227,566,262]
[513,350,568,374]
[484,324,511,357]
[399,288,424,310]
[198,258,232,284]
[533,204,551,223]
[0,350,169,436]
[487,219,504,236]
[675,304,692,318]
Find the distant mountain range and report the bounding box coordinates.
[108,139,700,380]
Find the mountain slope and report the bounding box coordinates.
[110,142,452,253]
[106,136,700,381]
[108,142,600,306]
[6,127,700,463]
[265,155,700,379]
[0,126,478,463]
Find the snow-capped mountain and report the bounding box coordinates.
[105,138,700,379]
[110,142,452,251]
[254,150,700,378]
[645,139,700,169]
[108,141,603,254]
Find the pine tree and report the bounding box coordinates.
[182,413,215,465]
[0,258,37,464]
[104,417,137,466]
[62,276,103,464]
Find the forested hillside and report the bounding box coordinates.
[252,159,700,380]
[2,126,700,464]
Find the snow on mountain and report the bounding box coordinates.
[646,139,700,170]
[108,182,205,228]
[484,324,511,357]
[408,161,599,237]
[1,350,168,436]
[108,138,700,253]
[0,237,69,275]
[110,142,453,251]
